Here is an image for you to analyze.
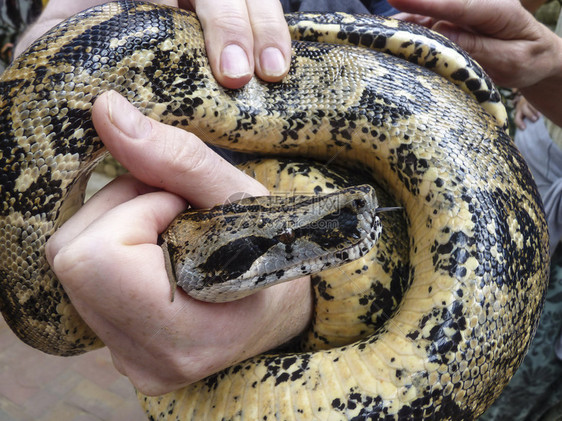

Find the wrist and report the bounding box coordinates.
[538,31,562,84]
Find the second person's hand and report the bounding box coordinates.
[14,0,292,89]
[183,0,292,88]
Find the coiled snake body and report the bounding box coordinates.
[0,1,550,419]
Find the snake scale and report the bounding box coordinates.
[0,1,550,419]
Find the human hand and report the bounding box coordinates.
[390,0,561,89]
[45,91,312,396]
[514,94,541,130]
[14,0,291,89]
[180,0,291,88]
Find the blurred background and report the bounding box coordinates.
[0,0,43,72]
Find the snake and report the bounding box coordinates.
[0,1,550,419]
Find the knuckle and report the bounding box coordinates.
[162,133,212,181]
[457,32,480,55]
[51,233,108,284]
[204,10,251,40]
[251,14,286,37]
[50,241,88,281]
[132,377,171,397]
[128,356,200,396]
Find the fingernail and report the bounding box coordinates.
[107,91,151,139]
[220,44,251,79]
[260,47,286,78]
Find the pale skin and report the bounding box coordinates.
[17,0,562,396]
[514,95,541,130]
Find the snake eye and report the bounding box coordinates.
[353,198,367,208]
[278,229,296,244]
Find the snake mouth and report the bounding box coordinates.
[181,191,384,303]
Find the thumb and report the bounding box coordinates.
[91,91,268,208]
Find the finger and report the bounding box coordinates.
[388,0,494,30]
[52,191,185,298]
[45,175,163,264]
[388,0,472,23]
[523,103,540,121]
[91,91,269,208]
[51,192,189,371]
[392,12,438,28]
[191,0,254,89]
[246,0,291,82]
[514,111,526,130]
[389,0,536,39]
[430,20,486,53]
[428,21,520,82]
[389,0,547,88]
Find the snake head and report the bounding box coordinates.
[161,184,382,302]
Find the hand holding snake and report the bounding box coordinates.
[390,0,562,125]
[45,90,313,396]
[32,0,561,400]
[19,0,300,396]
[14,0,292,88]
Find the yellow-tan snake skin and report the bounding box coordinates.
[0,1,550,419]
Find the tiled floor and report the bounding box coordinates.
[0,317,146,421]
